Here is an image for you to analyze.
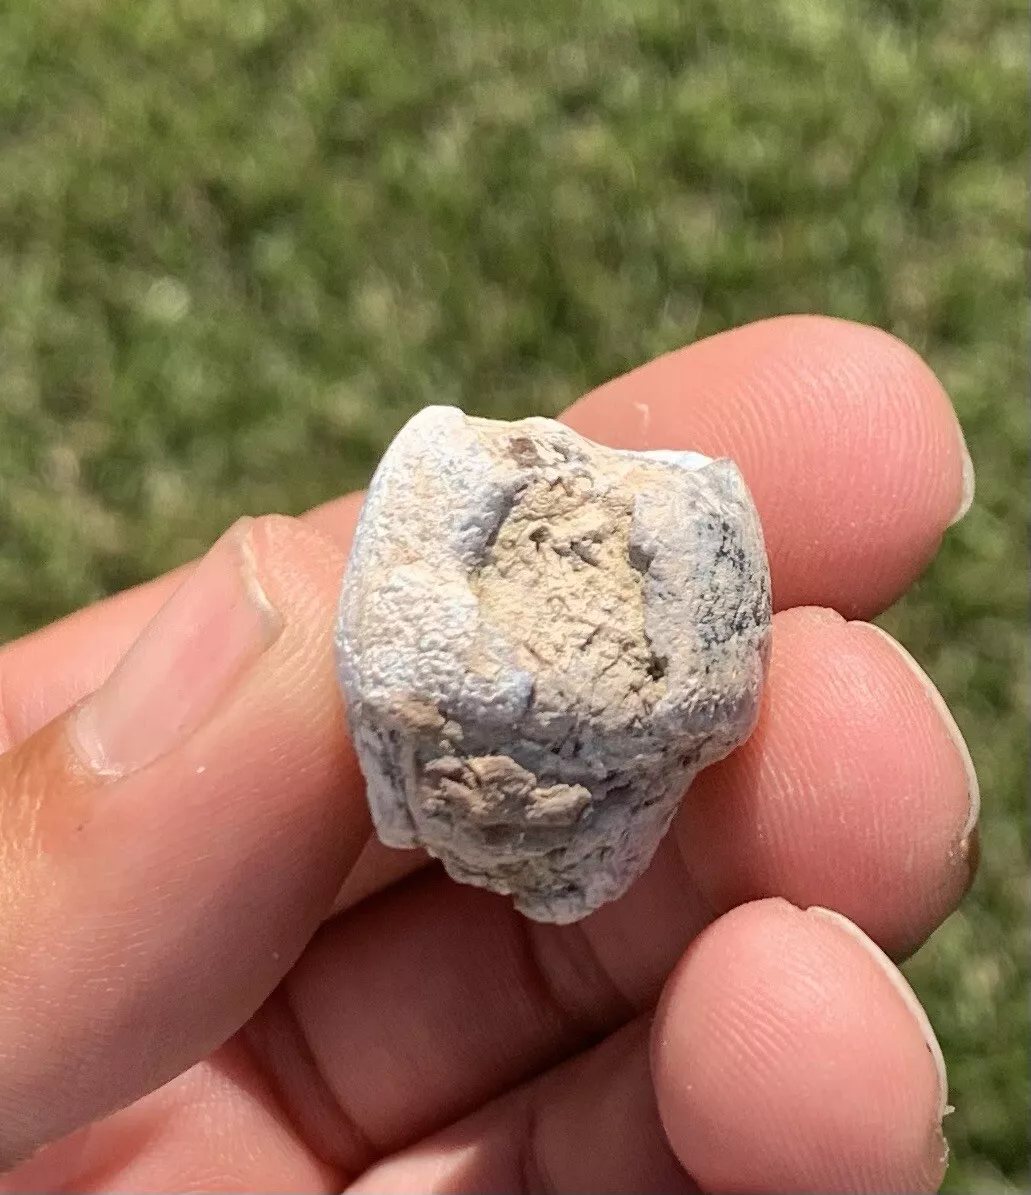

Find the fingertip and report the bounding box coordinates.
[303,491,367,555]
[0,494,369,752]
[677,606,975,959]
[805,906,948,1122]
[248,511,348,607]
[652,898,949,1194]
[565,315,970,616]
[851,621,980,850]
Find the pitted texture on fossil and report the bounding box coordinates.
[334,406,772,923]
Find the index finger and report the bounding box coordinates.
[0,315,971,748]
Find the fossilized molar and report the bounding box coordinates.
[335,406,772,923]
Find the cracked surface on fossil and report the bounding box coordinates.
[335,406,772,923]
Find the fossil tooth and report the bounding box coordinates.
[335,406,772,924]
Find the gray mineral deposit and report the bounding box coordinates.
[335,406,772,923]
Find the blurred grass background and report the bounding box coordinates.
[0,0,1026,1187]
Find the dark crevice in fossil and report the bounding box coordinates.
[645,655,667,682]
[479,482,528,559]
[627,536,667,690]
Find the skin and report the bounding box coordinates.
[0,316,976,1193]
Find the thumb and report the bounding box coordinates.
[0,516,366,1168]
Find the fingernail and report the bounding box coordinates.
[71,518,283,779]
[948,426,975,526]
[860,624,980,858]
[807,906,950,1123]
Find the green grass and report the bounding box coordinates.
[0,0,1027,1187]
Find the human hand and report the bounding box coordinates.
[0,316,977,1194]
